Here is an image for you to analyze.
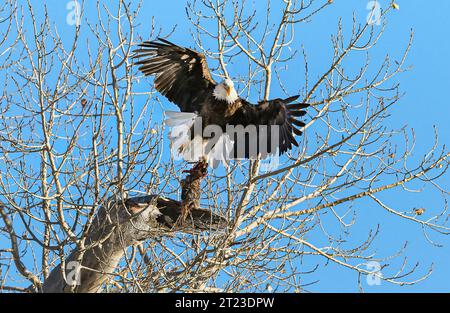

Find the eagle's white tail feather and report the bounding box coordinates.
[165,111,233,167]
[165,111,197,119]
[164,111,197,127]
[165,111,202,162]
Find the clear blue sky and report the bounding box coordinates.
[2,0,449,292]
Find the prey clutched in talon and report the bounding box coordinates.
[178,159,208,223]
[182,160,208,178]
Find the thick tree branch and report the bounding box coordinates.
[41,170,226,293]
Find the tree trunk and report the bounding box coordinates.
[41,165,224,293]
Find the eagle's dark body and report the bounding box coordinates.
[199,94,242,128]
[134,38,309,159]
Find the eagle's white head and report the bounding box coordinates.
[213,78,238,104]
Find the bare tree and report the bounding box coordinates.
[0,0,449,293]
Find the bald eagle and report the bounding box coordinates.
[134,38,309,167]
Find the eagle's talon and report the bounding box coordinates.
[183,160,208,177]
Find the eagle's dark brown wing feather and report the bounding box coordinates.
[133,38,216,112]
[228,96,309,157]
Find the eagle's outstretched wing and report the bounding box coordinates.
[133,38,216,112]
[228,95,309,157]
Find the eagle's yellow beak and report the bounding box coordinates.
[224,85,231,96]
